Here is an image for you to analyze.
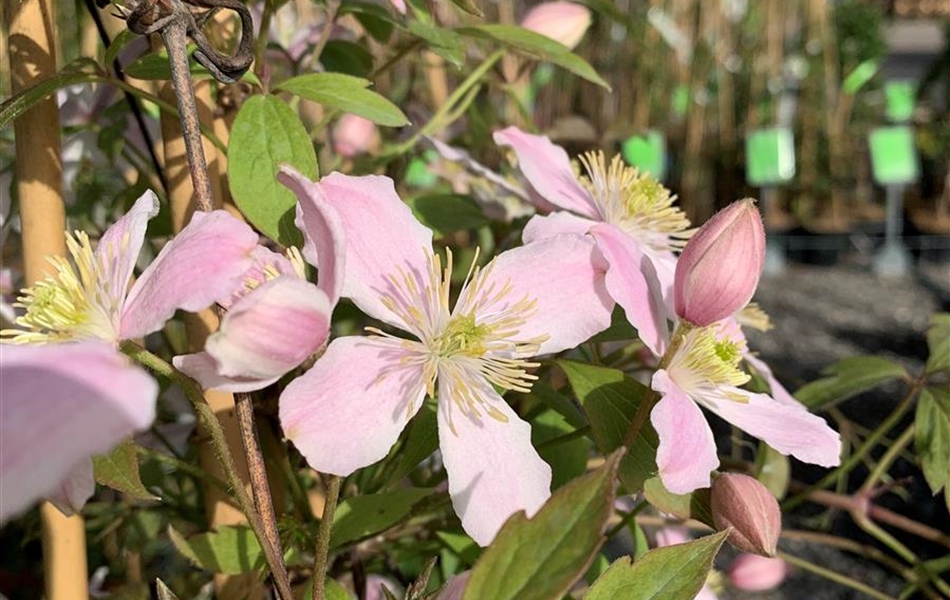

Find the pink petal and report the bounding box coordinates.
[278,166,347,307]
[46,459,95,516]
[205,276,330,380]
[174,352,281,393]
[120,210,258,339]
[293,171,432,329]
[0,342,158,522]
[655,526,691,547]
[437,572,471,600]
[389,0,407,14]
[438,375,551,546]
[651,370,719,494]
[493,127,600,219]
[522,211,594,245]
[742,352,800,408]
[97,190,159,311]
[591,223,670,355]
[279,336,426,476]
[698,388,841,468]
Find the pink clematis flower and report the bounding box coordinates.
[0,342,158,523]
[2,190,259,345]
[495,127,692,355]
[175,169,345,392]
[278,171,612,545]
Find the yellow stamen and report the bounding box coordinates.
[736,303,773,332]
[668,325,751,393]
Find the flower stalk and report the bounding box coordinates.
[312,475,342,600]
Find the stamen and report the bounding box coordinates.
[736,303,773,332]
[668,325,751,391]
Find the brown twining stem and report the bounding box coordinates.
[312,475,342,600]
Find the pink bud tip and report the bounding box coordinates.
[728,554,788,592]
[711,473,781,557]
[673,199,765,326]
[520,2,592,50]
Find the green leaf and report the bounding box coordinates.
[408,21,466,68]
[92,439,159,501]
[585,531,729,600]
[916,386,950,508]
[123,47,261,86]
[228,95,317,246]
[461,451,622,600]
[795,356,908,410]
[169,525,264,574]
[406,194,488,237]
[524,382,588,430]
[384,401,439,487]
[456,25,610,89]
[755,444,791,500]
[276,73,409,127]
[532,408,590,489]
[103,29,137,69]
[321,41,375,78]
[558,360,658,493]
[437,531,481,565]
[447,0,482,17]
[331,488,434,547]
[925,314,950,375]
[590,306,639,342]
[339,3,397,43]
[642,477,714,527]
[0,59,99,130]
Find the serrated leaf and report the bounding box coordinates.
[277,73,409,127]
[456,25,610,89]
[461,451,622,600]
[0,59,99,129]
[92,439,158,501]
[585,531,729,600]
[642,477,714,527]
[228,95,317,246]
[925,314,950,375]
[795,356,908,410]
[407,21,466,67]
[331,488,434,547]
[559,360,658,493]
[169,525,264,574]
[916,387,950,507]
[406,194,488,237]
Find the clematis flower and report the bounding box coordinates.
[0,342,158,523]
[1,190,259,345]
[173,178,344,394]
[495,127,692,355]
[650,321,842,494]
[278,171,612,545]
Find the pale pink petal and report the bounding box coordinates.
[389,0,406,14]
[591,223,670,356]
[205,276,330,380]
[294,172,432,328]
[120,210,258,339]
[0,342,157,523]
[174,352,281,393]
[46,460,95,516]
[437,572,471,600]
[438,375,551,546]
[522,211,594,244]
[645,247,678,307]
[651,370,719,494]
[696,585,719,600]
[698,388,841,468]
[279,336,426,476]
[655,526,691,547]
[742,352,800,408]
[278,166,346,306]
[97,190,159,310]
[467,234,612,355]
[494,127,600,219]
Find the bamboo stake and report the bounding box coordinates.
[4,0,90,598]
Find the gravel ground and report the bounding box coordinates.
[719,255,950,599]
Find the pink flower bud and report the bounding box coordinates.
[520,2,592,50]
[673,199,765,326]
[333,114,379,158]
[711,473,781,557]
[728,554,787,591]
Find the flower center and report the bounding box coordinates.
[1,231,118,343]
[576,152,692,252]
[668,325,751,394]
[368,248,548,423]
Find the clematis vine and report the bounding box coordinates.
[651,200,841,494]
[1,190,259,346]
[0,342,157,522]
[174,168,345,393]
[495,126,692,355]
[277,171,613,545]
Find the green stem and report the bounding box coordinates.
[312,475,342,600]
[778,552,897,600]
[859,425,914,495]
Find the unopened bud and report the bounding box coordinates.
[520,2,592,50]
[333,114,379,158]
[728,554,787,591]
[711,473,781,557]
[673,199,765,326]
